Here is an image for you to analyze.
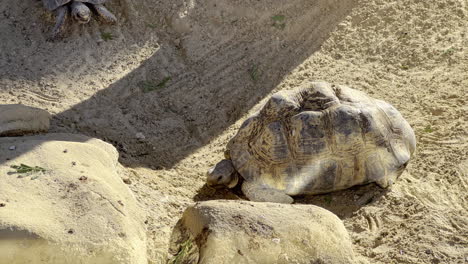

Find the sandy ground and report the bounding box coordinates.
[1,0,467,263]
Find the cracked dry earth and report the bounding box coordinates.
[0,0,466,263]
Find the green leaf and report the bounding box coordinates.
[272,15,285,22]
[9,164,47,177]
[248,64,260,82]
[139,77,172,93]
[101,32,114,41]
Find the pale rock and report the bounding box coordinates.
[169,200,356,264]
[0,104,51,136]
[0,133,147,264]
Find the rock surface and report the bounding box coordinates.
[0,133,146,264]
[169,200,356,264]
[0,104,51,136]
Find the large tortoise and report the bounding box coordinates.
[207,82,416,203]
[41,0,117,39]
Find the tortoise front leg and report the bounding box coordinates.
[242,181,294,204]
[93,4,117,24]
[49,5,68,40]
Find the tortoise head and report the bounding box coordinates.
[206,159,239,189]
[71,2,91,24]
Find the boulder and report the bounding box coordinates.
[169,200,356,264]
[0,133,147,264]
[0,104,51,136]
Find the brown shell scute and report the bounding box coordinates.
[42,0,72,10]
[228,81,416,196]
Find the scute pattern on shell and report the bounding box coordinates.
[42,0,110,11]
[42,0,72,11]
[227,82,416,196]
[77,0,111,4]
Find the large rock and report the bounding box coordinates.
[0,104,51,136]
[169,200,356,264]
[0,133,146,264]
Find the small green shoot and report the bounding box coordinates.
[324,196,333,205]
[400,64,409,70]
[101,32,114,41]
[139,77,172,93]
[423,125,434,133]
[272,15,285,22]
[442,47,455,56]
[272,15,286,29]
[10,164,46,179]
[146,23,157,29]
[248,64,260,82]
[169,239,193,264]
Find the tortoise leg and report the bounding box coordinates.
[375,177,395,189]
[49,5,68,40]
[242,181,294,204]
[70,1,91,24]
[92,4,117,24]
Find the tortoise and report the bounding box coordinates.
[207,81,416,203]
[41,0,117,39]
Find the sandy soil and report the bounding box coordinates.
[1,0,467,263]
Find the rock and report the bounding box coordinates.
[0,133,147,264]
[135,132,146,141]
[169,200,356,264]
[429,107,445,116]
[0,104,51,136]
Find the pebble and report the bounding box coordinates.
[8,146,16,150]
[272,238,280,244]
[135,132,145,140]
[123,178,132,185]
[430,107,445,116]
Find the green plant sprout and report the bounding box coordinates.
[139,77,172,93]
[272,15,286,29]
[10,164,47,179]
[423,125,434,133]
[248,65,260,82]
[101,32,114,41]
[169,239,193,264]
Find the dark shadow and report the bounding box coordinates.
[0,227,40,240]
[1,0,358,169]
[51,0,358,168]
[0,0,155,82]
[193,183,244,202]
[294,183,391,219]
[195,182,390,220]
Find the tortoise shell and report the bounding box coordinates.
[42,0,110,10]
[227,82,416,195]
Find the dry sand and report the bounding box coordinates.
[1,0,467,263]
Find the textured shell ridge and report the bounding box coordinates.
[75,0,109,4]
[42,0,72,10]
[373,100,412,172]
[227,82,415,196]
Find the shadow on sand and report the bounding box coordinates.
[1,0,358,172]
[194,182,390,219]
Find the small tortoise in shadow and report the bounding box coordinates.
[41,0,117,39]
[207,81,416,203]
